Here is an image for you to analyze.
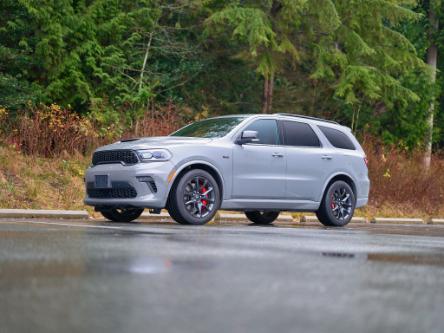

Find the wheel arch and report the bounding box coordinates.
[320,173,357,201]
[167,161,224,204]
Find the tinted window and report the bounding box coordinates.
[243,119,279,145]
[319,126,356,150]
[282,121,320,147]
[171,117,246,138]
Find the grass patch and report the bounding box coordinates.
[0,146,89,210]
[0,144,443,218]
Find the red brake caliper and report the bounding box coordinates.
[200,185,208,208]
[330,194,336,209]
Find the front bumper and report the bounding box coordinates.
[84,161,175,209]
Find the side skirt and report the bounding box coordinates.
[221,199,320,212]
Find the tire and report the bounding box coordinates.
[245,211,280,225]
[167,169,221,225]
[100,208,144,223]
[316,180,356,227]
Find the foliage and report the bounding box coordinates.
[6,104,98,156]
[2,103,185,158]
[0,0,443,150]
[361,135,444,216]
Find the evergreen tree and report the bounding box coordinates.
[205,0,422,116]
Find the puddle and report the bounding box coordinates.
[367,253,444,267]
[321,251,444,267]
[0,255,221,280]
[0,257,172,280]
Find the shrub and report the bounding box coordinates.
[3,103,186,157]
[362,136,444,216]
[122,103,184,139]
[8,104,99,157]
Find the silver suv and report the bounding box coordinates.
[84,114,370,226]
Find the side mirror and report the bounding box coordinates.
[236,130,259,145]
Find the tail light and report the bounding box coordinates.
[364,156,369,167]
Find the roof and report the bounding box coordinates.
[205,113,341,126]
[274,113,339,125]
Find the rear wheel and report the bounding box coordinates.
[245,211,280,225]
[167,169,221,225]
[100,208,144,223]
[316,180,355,227]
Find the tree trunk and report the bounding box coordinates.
[262,75,269,114]
[139,32,154,93]
[268,72,274,114]
[424,3,439,171]
[261,73,275,114]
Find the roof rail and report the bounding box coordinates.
[275,113,339,125]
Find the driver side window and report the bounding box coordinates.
[243,119,280,145]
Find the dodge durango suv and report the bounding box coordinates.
[84,114,370,226]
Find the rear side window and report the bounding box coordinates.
[281,121,320,147]
[319,126,356,150]
[243,119,279,145]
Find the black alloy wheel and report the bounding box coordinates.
[316,180,356,227]
[168,169,221,225]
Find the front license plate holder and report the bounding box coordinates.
[95,175,109,188]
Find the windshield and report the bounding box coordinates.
[171,117,246,138]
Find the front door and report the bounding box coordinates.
[232,119,286,199]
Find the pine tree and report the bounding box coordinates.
[205,0,422,115]
[205,0,307,113]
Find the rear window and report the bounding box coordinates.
[319,126,356,150]
[281,121,320,147]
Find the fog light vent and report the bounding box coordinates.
[137,176,158,193]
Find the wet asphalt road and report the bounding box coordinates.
[0,220,444,333]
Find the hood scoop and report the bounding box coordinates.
[120,138,140,143]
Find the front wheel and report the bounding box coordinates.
[100,208,144,223]
[316,180,356,227]
[167,169,221,225]
[245,211,280,225]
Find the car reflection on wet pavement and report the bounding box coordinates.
[0,219,443,333]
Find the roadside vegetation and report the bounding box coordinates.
[0,1,443,217]
[0,117,443,218]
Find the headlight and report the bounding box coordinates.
[137,149,171,162]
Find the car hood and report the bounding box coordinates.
[96,136,213,151]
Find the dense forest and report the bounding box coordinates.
[0,0,443,160]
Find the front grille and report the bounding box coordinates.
[87,182,137,199]
[92,150,139,166]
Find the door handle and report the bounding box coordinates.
[272,153,284,158]
[322,155,333,160]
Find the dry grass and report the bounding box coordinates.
[123,103,183,139]
[0,146,90,211]
[1,142,443,218]
[2,103,185,158]
[7,104,99,157]
[359,137,444,218]
[0,104,185,213]
[0,107,443,218]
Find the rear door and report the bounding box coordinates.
[280,120,333,201]
[232,119,286,199]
